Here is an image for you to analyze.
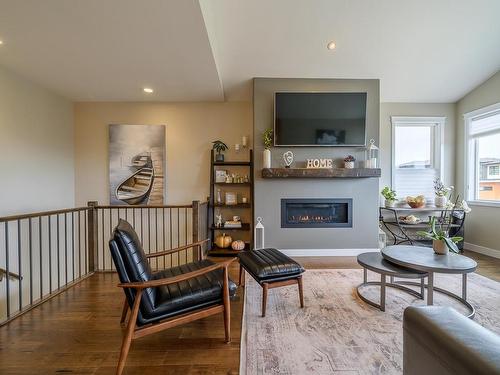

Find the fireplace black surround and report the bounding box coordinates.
[281,198,352,228]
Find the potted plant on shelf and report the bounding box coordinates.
[434,178,454,207]
[212,140,228,162]
[417,216,463,255]
[344,155,356,169]
[262,128,273,169]
[381,186,397,208]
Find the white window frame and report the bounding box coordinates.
[390,116,445,191]
[464,102,500,207]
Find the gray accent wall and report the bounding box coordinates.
[253,78,380,250]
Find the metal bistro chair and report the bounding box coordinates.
[109,219,237,375]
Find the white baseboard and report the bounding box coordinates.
[280,248,380,257]
[464,242,500,259]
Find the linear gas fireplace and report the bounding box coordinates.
[281,198,352,228]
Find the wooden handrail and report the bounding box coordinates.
[118,258,235,290]
[96,204,192,209]
[145,239,210,259]
[0,207,91,222]
[0,268,22,281]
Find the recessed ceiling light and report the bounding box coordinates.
[143,87,154,93]
[0,40,4,45]
[327,41,336,50]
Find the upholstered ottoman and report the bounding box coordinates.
[238,248,305,317]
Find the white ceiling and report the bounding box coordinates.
[1,0,499,102]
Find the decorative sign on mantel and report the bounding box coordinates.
[306,158,334,169]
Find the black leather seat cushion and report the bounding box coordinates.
[238,248,304,281]
[147,260,237,321]
[110,219,237,326]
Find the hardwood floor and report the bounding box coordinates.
[0,253,498,374]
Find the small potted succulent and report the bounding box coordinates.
[262,128,273,169]
[434,178,454,208]
[212,140,228,162]
[344,155,356,169]
[381,186,397,208]
[417,216,463,255]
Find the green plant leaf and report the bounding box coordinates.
[443,237,460,253]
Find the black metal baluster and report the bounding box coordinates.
[101,208,104,271]
[84,211,87,274]
[169,208,173,266]
[108,208,112,270]
[39,217,43,299]
[65,213,68,285]
[72,212,75,281]
[29,218,33,305]
[78,211,81,278]
[17,220,22,311]
[185,207,188,263]
[162,208,166,266]
[148,208,151,255]
[140,208,144,243]
[5,222,10,318]
[57,214,60,289]
[48,216,52,293]
[155,207,158,269]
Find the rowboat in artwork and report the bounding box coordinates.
[115,167,154,204]
[128,153,150,168]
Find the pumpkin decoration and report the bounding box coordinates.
[231,240,246,251]
[215,233,232,248]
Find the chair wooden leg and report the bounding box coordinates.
[116,293,141,375]
[120,298,129,325]
[298,276,304,308]
[262,283,269,317]
[223,266,231,343]
[238,264,244,286]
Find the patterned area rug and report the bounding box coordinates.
[239,269,500,375]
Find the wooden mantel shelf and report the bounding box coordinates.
[261,167,381,179]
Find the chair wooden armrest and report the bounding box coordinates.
[118,258,235,290]
[145,239,210,259]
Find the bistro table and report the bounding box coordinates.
[381,245,477,318]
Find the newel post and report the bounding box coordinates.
[87,201,99,272]
[192,200,200,260]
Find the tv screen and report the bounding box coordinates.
[274,92,367,146]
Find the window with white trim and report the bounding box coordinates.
[391,117,444,201]
[465,104,500,203]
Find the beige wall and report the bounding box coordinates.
[379,103,456,193]
[74,102,252,205]
[455,70,500,253]
[0,65,74,216]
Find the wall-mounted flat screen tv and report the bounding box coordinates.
[274,92,367,146]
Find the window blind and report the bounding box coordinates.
[469,111,500,136]
[394,168,439,202]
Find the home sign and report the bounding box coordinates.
[306,158,334,169]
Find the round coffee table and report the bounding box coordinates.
[356,252,428,312]
[381,245,477,318]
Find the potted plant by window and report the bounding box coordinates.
[344,155,356,169]
[212,140,228,162]
[262,128,273,169]
[417,216,463,255]
[381,186,397,208]
[434,178,453,207]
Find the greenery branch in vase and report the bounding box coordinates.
[262,128,273,169]
[381,186,397,208]
[417,214,463,255]
[434,178,454,207]
[212,140,228,162]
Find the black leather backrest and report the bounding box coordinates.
[111,219,156,312]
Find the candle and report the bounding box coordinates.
[242,136,248,147]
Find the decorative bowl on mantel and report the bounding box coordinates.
[406,195,426,209]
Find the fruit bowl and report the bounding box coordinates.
[406,195,426,208]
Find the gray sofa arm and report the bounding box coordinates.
[403,306,500,375]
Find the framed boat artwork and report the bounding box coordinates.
[109,124,166,205]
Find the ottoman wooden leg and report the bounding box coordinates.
[298,276,304,308]
[262,283,269,317]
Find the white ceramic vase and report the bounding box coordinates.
[344,161,355,169]
[433,239,448,255]
[263,149,271,169]
[385,199,396,208]
[435,195,447,208]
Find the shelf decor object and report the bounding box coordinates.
[365,139,379,168]
[255,217,264,250]
[208,149,254,256]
